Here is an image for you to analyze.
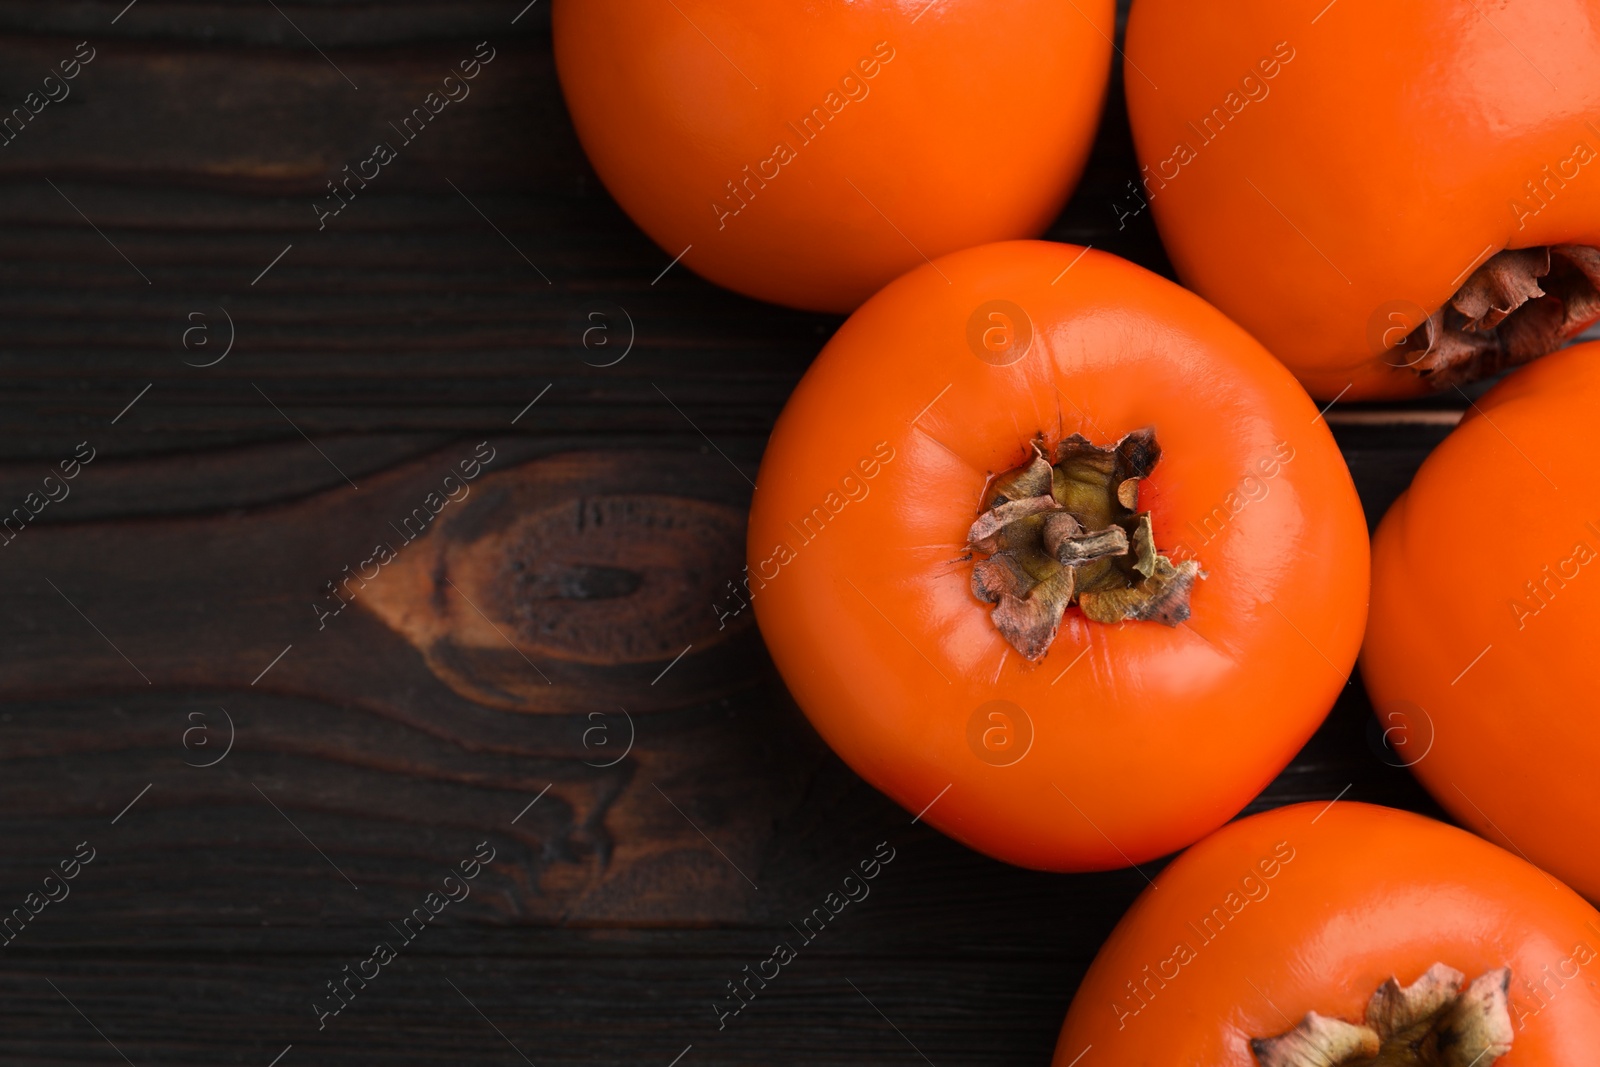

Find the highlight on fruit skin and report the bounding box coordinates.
[1123,0,1600,400]
[1052,802,1600,1065]
[1361,340,1600,903]
[747,239,1368,873]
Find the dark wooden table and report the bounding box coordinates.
[0,3,1465,1064]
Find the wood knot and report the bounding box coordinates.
[361,450,760,713]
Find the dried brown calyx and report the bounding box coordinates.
[1395,244,1600,388]
[967,428,1200,661]
[1251,963,1514,1067]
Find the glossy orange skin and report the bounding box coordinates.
[1124,0,1600,400]
[553,0,1113,313]
[748,241,1368,871]
[1054,802,1600,1064]
[1362,342,1600,902]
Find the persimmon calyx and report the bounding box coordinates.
[1395,244,1600,387]
[967,428,1200,661]
[1251,963,1514,1067]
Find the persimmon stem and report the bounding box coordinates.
[1251,963,1514,1067]
[967,428,1200,662]
[1396,244,1600,387]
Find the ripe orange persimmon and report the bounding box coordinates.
[552,0,1113,313]
[746,240,1368,871]
[1053,802,1600,1065]
[1362,341,1600,903]
[1124,1,1600,400]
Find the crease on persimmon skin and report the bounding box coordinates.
[909,422,986,479]
[1392,243,1600,387]
[1177,617,1240,670]
[989,645,1010,686]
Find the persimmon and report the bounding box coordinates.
[746,240,1368,871]
[1362,341,1600,903]
[552,0,1113,313]
[1123,1,1600,400]
[1053,802,1600,1065]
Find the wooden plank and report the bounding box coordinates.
[0,937,1087,1066]
[0,1,550,45]
[0,422,1441,932]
